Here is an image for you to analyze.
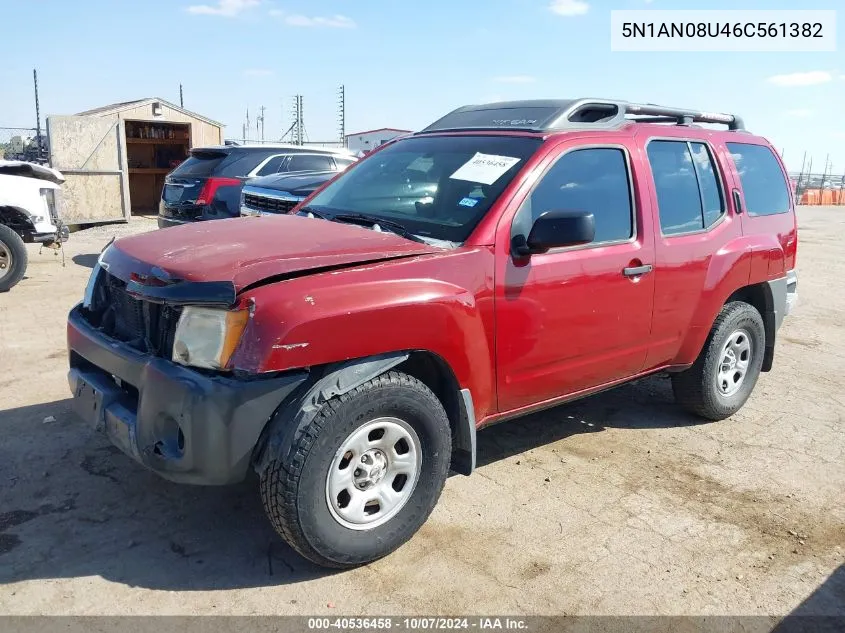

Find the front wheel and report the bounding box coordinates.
[260,370,452,568]
[0,224,28,292]
[672,301,766,421]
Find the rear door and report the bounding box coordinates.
[639,134,741,369]
[46,115,129,224]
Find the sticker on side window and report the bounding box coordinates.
[450,153,521,185]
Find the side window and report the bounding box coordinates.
[334,157,356,170]
[726,143,790,216]
[647,140,724,235]
[255,155,287,177]
[288,155,334,172]
[516,147,633,244]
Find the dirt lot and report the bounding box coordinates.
[0,209,843,616]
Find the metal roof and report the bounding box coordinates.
[76,97,223,127]
[419,98,745,134]
[345,127,413,138]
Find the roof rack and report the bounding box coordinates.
[418,98,745,134]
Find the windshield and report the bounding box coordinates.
[305,135,542,243]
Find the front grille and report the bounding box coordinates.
[243,193,300,214]
[83,271,182,359]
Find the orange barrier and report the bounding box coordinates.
[798,188,845,205]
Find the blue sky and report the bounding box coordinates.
[2,0,843,172]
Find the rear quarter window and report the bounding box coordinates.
[217,150,281,178]
[726,143,790,216]
[169,153,225,177]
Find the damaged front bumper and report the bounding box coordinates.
[67,304,308,485]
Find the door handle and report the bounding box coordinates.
[733,189,743,214]
[623,264,653,277]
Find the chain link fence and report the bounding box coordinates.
[0,127,49,163]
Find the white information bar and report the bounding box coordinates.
[611,10,837,52]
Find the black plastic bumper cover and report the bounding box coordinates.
[67,304,308,485]
[157,215,196,229]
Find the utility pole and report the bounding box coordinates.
[798,151,807,187]
[289,95,304,145]
[179,84,184,108]
[338,85,346,146]
[821,153,831,189]
[289,97,298,145]
[298,95,304,145]
[33,69,43,161]
[258,105,266,141]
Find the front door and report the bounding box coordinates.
[495,142,655,413]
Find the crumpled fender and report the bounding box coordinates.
[232,258,496,419]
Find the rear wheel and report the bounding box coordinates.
[0,224,28,292]
[671,301,765,421]
[260,370,452,568]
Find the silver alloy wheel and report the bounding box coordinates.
[717,328,752,397]
[326,417,422,530]
[0,239,11,281]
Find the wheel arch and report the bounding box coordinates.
[724,282,777,372]
[0,205,36,235]
[395,351,476,475]
[252,350,477,477]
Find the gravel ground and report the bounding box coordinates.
[0,208,842,616]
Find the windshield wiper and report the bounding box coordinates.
[296,206,330,220]
[331,213,425,244]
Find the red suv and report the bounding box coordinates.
[67,99,798,568]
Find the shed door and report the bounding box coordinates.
[47,115,129,224]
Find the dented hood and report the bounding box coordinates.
[106,214,441,295]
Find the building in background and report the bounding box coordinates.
[345,128,412,154]
[48,98,224,224]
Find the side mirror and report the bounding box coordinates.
[512,210,595,256]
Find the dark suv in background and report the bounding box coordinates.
[158,144,356,228]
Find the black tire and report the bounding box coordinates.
[671,301,766,421]
[260,370,452,568]
[0,224,28,292]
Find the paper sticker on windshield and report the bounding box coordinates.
[449,153,521,186]
[459,197,479,207]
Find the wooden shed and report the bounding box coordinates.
[47,98,224,224]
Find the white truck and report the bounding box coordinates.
[0,160,68,291]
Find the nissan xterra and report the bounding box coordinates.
[68,98,798,568]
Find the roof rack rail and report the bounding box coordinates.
[623,101,744,130]
[418,98,745,134]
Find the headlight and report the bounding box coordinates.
[83,243,112,308]
[82,263,102,308]
[172,306,249,370]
